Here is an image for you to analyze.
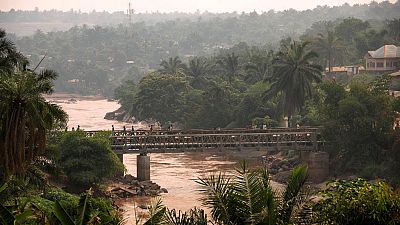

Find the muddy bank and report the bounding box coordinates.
[44,92,107,101]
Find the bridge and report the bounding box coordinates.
[85,127,323,154]
[84,127,327,182]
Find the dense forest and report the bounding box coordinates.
[1,25,400,224]
[4,1,400,95]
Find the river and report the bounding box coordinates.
[49,95,280,224]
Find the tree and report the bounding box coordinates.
[159,56,186,75]
[197,162,309,225]
[184,57,211,89]
[57,132,124,189]
[196,81,236,128]
[320,81,395,174]
[386,18,400,44]
[244,51,273,84]
[313,30,344,73]
[134,72,189,125]
[267,41,322,122]
[334,17,370,44]
[217,53,240,84]
[0,68,67,180]
[0,29,25,74]
[313,179,400,225]
[114,80,137,116]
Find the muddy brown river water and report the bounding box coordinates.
[49,96,282,224]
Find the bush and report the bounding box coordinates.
[313,179,400,225]
[57,131,124,189]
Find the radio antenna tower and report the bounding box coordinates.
[127,2,134,24]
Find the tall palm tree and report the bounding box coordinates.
[217,53,240,84]
[314,30,344,73]
[184,57,211,89]
[267,41,322,122]
[0,68,67,178]
[197,162,309,225]
[159,56,186,75]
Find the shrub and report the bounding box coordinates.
[57,132,124,189]
[313,179,400,225]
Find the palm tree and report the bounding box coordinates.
[217,53,240,84]
[159,56,186,75]
[184,57,211,89]
[267,41,322,123]
[0,68,67,178]
[313,30,344,73]
[197,162,309,225]
[0,29,26,74]
[244,51,274,84]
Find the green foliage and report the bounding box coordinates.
[197,161,309,225]
[143,198,166,225]
[268,40,323,118]
[163,208,208,225]
[319,81,395,173]
[134,72,190,125]
[114,80,137,114]
[313,179,400,225]
[57,132,124,189]
[143,198,208,225]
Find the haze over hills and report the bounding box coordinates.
[0,1,399,36]
[1,1,399,96]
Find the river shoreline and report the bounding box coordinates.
[44,92,108,101]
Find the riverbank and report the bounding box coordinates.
[44,92,107,101]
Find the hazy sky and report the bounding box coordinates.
[0,0,395,13]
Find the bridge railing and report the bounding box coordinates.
[84,127,321,137]
[110,131,322,152]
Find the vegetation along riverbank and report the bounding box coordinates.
[1,1,400,223]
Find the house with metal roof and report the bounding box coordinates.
[364,45,400,72]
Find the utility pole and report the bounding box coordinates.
[127,2,134,24]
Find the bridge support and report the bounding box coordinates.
[137,153,150,181]
[301,151,329,183]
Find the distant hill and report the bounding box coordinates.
[3,1,399,96]
[1,1,399,36]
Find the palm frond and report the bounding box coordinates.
[196,173,232,224]
[278,164,308,224]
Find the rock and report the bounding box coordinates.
[271,160,282,169]
[104,111,116,120]
[273,170,292,184]
[130,180,139,186]
[160,188,168,193]
[281,164,289,171]
[139,204,150,209]
[124,174,136,183]
[147,190,160,196]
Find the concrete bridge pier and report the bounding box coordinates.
[137,153,150,181]
[300,151,329,183]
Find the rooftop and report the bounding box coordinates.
[367,45,400,58]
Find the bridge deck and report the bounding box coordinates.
[100,128,323,154]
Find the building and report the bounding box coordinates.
[364,45,400,72]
